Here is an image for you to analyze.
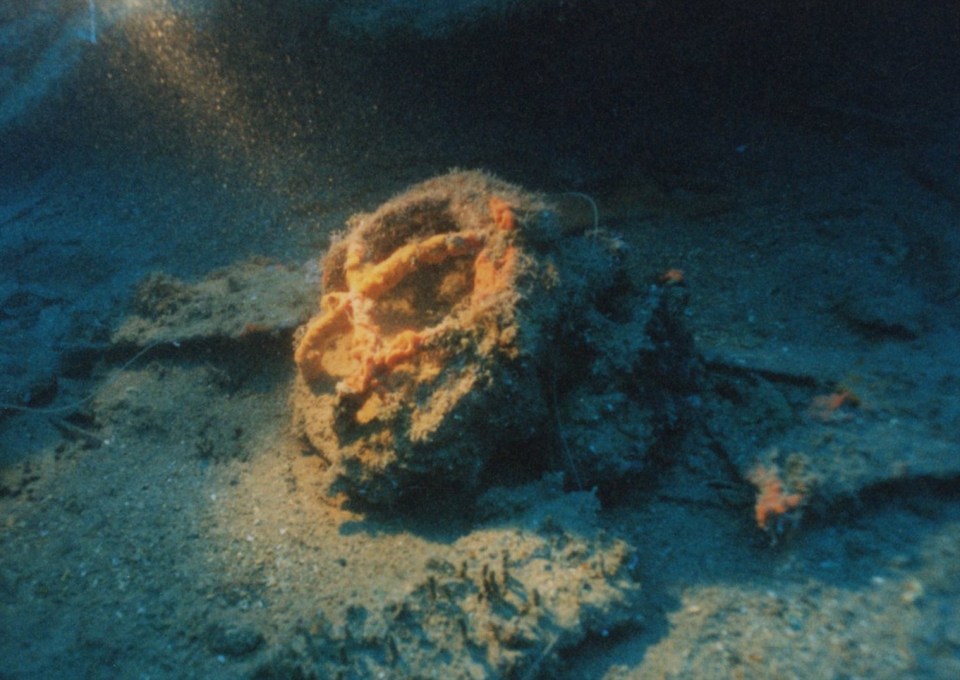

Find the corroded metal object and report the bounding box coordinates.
[291,170,697,508]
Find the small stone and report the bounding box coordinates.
[206,624,264,657]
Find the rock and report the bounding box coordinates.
[833,280,927,341]
[254,477,640,679]
[206,623,264,657]
[112,259,315,347]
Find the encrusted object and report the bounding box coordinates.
[291,171,557,505]
[291,170,699,507]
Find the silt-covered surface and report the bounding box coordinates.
[2,2,960,678]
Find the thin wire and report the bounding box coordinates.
[561,191,600,235]
[0,341,171,415]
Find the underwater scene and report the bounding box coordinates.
[1,1,959,678]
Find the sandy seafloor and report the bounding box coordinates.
[1,2,960,678]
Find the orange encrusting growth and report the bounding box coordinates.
[294,196,520,398]
[348,231,487,299]
[806,388,860,422]
[658,268,685,285]
[472,244,517,303]
[748,465,804,531]
[489,196,517,231]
